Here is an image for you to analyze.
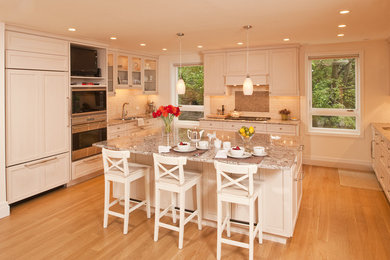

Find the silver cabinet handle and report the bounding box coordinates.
[25,157,58,168]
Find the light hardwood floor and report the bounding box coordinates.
[1,165,390,259]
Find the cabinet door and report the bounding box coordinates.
[226,52,246,75]
[144,59,157,93]
[204,53,226,95]
[226,50,268,76]
[6,70,43,166]
[44,153,70,189]
[107,51,115,94]
[43,71,69,157]
[270,48,298,96]
[117,54,129,88]
[131,57,142,88]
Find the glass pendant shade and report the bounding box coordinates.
[176,78,186,95]
[243,76,253,95]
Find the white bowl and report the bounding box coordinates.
[230,146,244,157]
[197,141,209,149]
[177,142,191,151]
[253,146,266,155]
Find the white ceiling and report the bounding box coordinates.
[0,0,389,55]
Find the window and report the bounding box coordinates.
[176,65,204,122]
[308,54,361,135]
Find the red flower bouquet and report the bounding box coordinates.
[152,105,181,133]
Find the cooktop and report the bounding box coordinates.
[225,116,271,121]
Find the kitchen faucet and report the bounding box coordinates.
[122,102,129,120]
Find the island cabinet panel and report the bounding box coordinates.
[204,53,226,96]
[269,48,298,96]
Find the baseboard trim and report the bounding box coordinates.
[0,201,10,219]
[303,155,372,171]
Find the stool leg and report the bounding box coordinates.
[258,195,263,244]
[217,197,222,260]
[178,190,186,249]
[123,181,130,235]
[154,188,160,242]
[249,199,254,260]
[145,169,151,219]
[171,192,177,224]
[226,202,231,237]
[196,181,202,230]
[103,179,110,228]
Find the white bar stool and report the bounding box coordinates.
[153,153,202,249]
[214,161,263,260]
[102,148,151,234]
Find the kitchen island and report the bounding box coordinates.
[94,128,303,243]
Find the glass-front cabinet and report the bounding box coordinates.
[131,57,142,88]
[107,52,115,94]
[143,59,157,93]
[117,54,129,88]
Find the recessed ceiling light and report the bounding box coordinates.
[339,10,350,14]
[237,42,244,45]
[140,43,146,46]
[197,45,203,48]
[68,28,76,32]
[110,36,117,40]
[338,24,347,28]
[337,33,345,37]
[283,38,290,42]
[162,48,167,51]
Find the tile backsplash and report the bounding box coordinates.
[107,89,149,119]
[209,90,300,119]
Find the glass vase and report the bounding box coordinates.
[240,134,254,152]
[162,121,174,146]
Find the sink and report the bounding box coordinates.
[382,127,390,131]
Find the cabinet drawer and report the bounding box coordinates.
[71,154,103,180]
[223,122,246,131]
[267,124,296,135]
[108,131,130,140]
[199,120,224,130]
[109,124,128,134]
[7,153,69,204]
[6,50,68,71]
[252,123,267,133]
[6,31,68,56]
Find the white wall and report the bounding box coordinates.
[0,22,10,218]
[300,40,390,170]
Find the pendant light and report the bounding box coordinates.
[176,33,186,95]
[243,25,253,95]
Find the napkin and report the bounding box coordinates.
[137,118,145,126]
[215,150,227,159]
[158,146,171,153]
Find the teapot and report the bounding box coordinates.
[187,128,204,142]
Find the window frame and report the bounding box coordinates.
[173,63,204,126]
[306,51,362,136]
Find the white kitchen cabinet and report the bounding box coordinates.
[107,51,116,94]
[71,154,103,180]
[204,53,226,95]
[226,50,268,76]
[117,53,130,88]
[7,153,69,204]
[143,58,158,94]
[199,120,225,130]
[6,50,68,71]
[6,70,69,166]
[269,48,298,96]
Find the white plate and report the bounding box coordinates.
[196,145,209,150]
[173,147,197,153]
[227,151,252,159]
[252,152,268,157]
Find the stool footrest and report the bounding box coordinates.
[159,222,180,232]
[128,200,146,214]
[184,210,198,225]
[221,238,249,249]
[108,210,124,219]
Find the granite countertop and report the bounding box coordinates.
[372,123,390,141]
[94,128,301,169]
[199,117,300,125]
[108,114,154,126]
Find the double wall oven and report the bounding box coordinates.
[71,87,107,161]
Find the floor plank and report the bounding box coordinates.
[0,165,390,259]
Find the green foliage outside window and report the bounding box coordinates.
[178,66,204,105]
[311,58,357,130]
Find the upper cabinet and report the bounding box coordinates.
[143,59,158,94]
[203,46,298,96]
[226,50,268,75]
[204,53,226,96]
[107,50,158,95]
[269,48,298,96]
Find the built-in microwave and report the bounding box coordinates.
[72,87,106,116]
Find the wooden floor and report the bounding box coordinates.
[1,165,390,260]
